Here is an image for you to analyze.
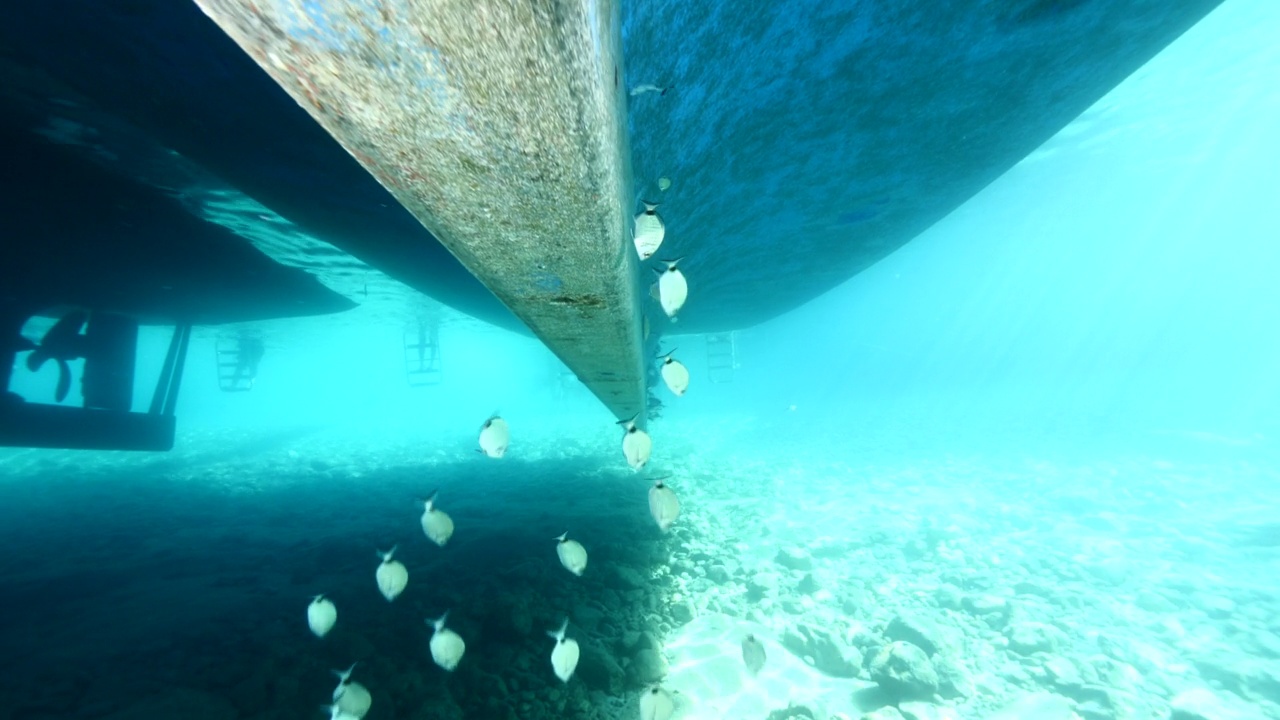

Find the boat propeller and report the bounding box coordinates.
[24,311,89,403]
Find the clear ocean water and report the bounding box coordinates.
[2,1,1279,720]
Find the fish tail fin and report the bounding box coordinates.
[428,610,450,631]
[332,661,356,682]
[547,616,570,641]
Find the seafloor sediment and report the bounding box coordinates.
[0,415,1276,720]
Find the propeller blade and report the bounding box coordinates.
[26,310,88,373]
[41,311,88,356]
[54,359,71,403]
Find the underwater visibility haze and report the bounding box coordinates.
[1,0,1279,719]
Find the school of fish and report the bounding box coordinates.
[296,183,724,720]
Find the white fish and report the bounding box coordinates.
[657,259,687,320]
[633,202,665,260]
[658,350,689,396]
[618,415,652,470]
[478,415,509,458]
[639,685,676,720]
[648,478,680,533]
[307,594,337,638]
[419,490,455,547]
[741,634,767,676]
[331,663,372,719]
[555,531,588,576]
[657,177,671,192]
[375,545,408,601]
[630,83,673,97]
[321,702,361,720]
[427,611,466,671]
[547,616,581,682]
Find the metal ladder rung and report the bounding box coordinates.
[404,323,442,387]
[705,332,738,384]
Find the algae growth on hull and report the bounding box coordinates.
[0,416,1277,719]
[0,0,1277,716]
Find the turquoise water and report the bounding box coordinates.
[3,1,1280,720]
